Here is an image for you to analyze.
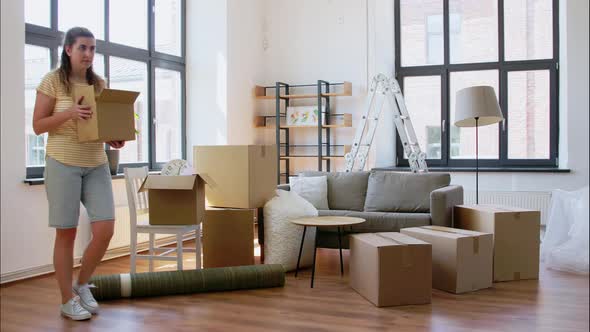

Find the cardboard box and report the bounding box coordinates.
[349,232,431,307]
[193,145,277,209]
[203,208,256,268]
[73,85,138,143]
[454,204,540,282]
[138,175,206,226]
[401,226,493,294]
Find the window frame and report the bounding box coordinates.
[394,0,559,169]
[25,0,186,178]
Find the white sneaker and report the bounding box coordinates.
[60,296,92,321]
[73,283,100,314]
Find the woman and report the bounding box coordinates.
[33,27,124,321]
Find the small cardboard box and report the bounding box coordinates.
[193,145,277,209]
[73,85,138,143]
[349,232,432,307]
[401,226,493,294]
[138,175,206,226]
[203,208,256,268]
[454,204,540,282]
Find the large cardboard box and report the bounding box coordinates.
[349,232,432,307]
[454,204,540,282]
[401,226,493,293]
[138,175,206,226]
[193,145,277,209]
[73,85,138,143]
[203,208,256,268]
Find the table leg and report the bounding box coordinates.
[311,226,318,288]
[295,226,307,278]
[338,226,343,276]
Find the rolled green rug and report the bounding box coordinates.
[89,264,285,300]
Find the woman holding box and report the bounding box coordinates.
[32,27,124,321]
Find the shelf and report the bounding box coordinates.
[255,113,352,128]
[254,81,352,100]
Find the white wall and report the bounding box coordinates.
[186,0,229,157]
[186,0,264,161]
[227,0,265,145]
[258,0,369,172]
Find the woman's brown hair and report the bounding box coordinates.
[58,27,104,94]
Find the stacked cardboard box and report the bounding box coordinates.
[401,226,493,294]
[454,204,540,282]
[194,145,278,268]
[349,232,432,307]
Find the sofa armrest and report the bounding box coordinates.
[430,185,464,227]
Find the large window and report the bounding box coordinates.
[395,0,558,168]
[25,0,185,178]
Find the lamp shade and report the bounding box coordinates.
[454,86,503,127]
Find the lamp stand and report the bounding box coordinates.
[475,117,479,205]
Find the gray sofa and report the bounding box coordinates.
[260,171,463,250]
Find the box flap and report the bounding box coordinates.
[138,175,196,191]
[97,88,140,104]
[352,232,429,248]
[421,226,489,237]
[457,204,537,213]
[376,232,430,246]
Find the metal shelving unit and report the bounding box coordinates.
[254,80,353,184]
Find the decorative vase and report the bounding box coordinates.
[105,149,120,175]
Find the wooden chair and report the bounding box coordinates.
[124,166,201,273]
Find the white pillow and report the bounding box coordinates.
[263,189,318,271]
[289,175,329,210]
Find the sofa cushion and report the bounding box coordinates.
[289,176,329,210]
[300,171,369,211]
[364,172,451,213]
[317,209,431,233]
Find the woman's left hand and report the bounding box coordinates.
[107,141,125,149]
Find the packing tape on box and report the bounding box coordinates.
[422,226,481,254]
[89,264,285,301]
[375,233,413,268]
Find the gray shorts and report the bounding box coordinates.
[44,156,115,229]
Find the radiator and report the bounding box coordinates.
[464,191,552,225]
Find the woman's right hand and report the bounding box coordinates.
[69,96,93,120]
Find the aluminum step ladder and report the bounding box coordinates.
[345,74,428,173]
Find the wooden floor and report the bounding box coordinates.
[1,241,588,332]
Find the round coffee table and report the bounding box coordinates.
[290,216,365,288]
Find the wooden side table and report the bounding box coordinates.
[290,216,365,288]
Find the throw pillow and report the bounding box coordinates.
[263,189,318,271]
[289,176,329,210]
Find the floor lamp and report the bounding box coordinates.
[454,86,503,204]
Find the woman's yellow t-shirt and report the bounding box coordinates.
[37,70,107,167]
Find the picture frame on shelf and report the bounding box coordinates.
[286,106,326,126]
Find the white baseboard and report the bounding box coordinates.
[1,233,196,284]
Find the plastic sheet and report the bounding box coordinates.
[541,186,589,275]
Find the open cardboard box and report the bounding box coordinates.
[138,174,206,226]
[73,85,138,143]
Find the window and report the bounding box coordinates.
[25,0,186,178]
[395,0,558,168]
